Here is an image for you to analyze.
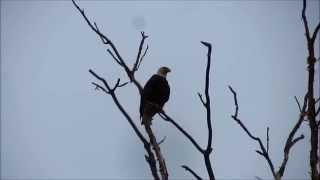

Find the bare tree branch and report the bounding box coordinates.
[229,86,276,178]
[181,165,203,180]
[266,127,270,154]
[302,0,311,41]
[197,92,206,107]
[301,0,320,179]
[229,86,307,180]
[277,94,307,178]
[200,41,215,180]
[311,22,320,43]
[294,96,303,113]
[88,69,160,180]
[159,112,205,153]
[133,32,148,72]
[72,0,143,92]
[107,49,122,66]
[137,45,149,70]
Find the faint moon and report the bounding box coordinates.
[132,16,146,30]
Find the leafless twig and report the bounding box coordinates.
[181,165,203,180]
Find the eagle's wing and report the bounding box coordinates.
[140,75,158,118]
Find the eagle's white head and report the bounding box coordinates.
[157,66,171,78]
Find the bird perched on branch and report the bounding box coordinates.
[140,66,171,125]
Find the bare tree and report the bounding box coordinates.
[228,0,320,180]
[72,0,216,179]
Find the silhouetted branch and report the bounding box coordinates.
[294,96,303,113]
[200,41,215,180]
[311,21,320,43]
[181,165,203,180]
[197,92,206,107]
[301,0,320,179]
[87,69,161,179]
[277,94,307,178]
[137,45,149,70]
[107,49,122,65]
[72,0,143,93]
[160,112,204,153]
[266,127,269,154]
[133,32,149,72]
[302,0,310,41]
[229,86,276,178]
[229,86,307,180]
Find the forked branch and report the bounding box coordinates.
[229,86,305,180]
[88,69,160,180]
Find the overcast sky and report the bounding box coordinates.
[1,0,320,179]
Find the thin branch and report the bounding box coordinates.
[229,86,276,178]
[89,69,146,143]
[197,92,206,106]
[94,22,109,44]
[72,0,132,78]
[137,45,149,70]
[200,41,213,151]
[266,127,270,154]
[294,96,303,113]
[277,94,307,177]
[159,111,205,153]
[311,22,320,43]
[133,31,148,72]
[107,49,122,65]
[302,0,311,41]
[157,136,167,145]
[200,41,215,180]
[92,82,109,94]
[181,165,203,180]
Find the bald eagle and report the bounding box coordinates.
[140,67,171,125]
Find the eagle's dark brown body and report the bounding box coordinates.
[140,74,170,124]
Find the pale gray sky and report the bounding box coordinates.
[1,0,319,179]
